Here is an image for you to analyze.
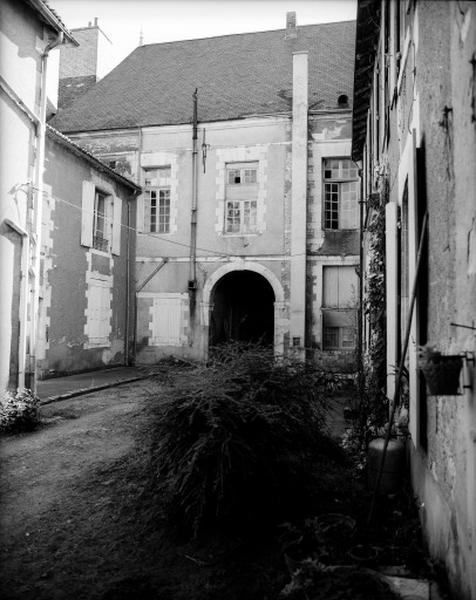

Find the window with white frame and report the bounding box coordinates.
[81,181,122,255]
[225,162,258,234]
[323,158,359,230]
[322,265,358,350]
[143,167,171,233]
[93,190,111,251]
[86,279,111,347]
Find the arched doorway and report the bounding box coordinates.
[210,270,275,346]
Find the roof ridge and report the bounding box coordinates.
[137,19,355,49]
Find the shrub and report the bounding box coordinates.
[0,388,40,433]
[150,343,344,537]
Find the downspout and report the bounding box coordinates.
[124,197,132,365]
[357,164,365,411]
[188,88,199,340]
[28,31,64,392]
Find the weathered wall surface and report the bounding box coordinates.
[402,3,476,598]
[356,1,476,595]
[0,0,44,390]
[40,135,136,376]
[69,113,358,367]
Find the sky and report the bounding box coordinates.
[46,0,356,102]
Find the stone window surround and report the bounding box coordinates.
[83,256,113,349]
[139,292,189,347]
[140,152,178,235]
[215,146,268,236]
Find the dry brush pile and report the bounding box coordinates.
[146,343,346,538]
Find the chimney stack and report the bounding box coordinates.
[57,20,112,110]
[285,11,297,39]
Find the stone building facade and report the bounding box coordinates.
[52,15,360,370]
[352,1,476,598]
[0,0,77,391]
[38,126,140,376]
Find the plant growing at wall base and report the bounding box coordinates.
[0,389,40,433]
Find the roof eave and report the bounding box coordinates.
[351,0,380,162]
[26,0,79,46]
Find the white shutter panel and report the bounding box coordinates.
[338,266,358,307]
[152,297,182,345]
[137,194,145,233]
[323,267,339,307]
[112,195,122,255]
[81,181,95,247]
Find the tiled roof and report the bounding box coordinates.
[51,20,356,132]
[352,0,380,161]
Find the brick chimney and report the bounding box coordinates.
[285,11,297,40]
[58,18,111,109]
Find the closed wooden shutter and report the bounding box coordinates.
[151,297,182,345]
[323,266,357,307]
[87,282,110,345]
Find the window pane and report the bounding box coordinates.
[323,327,339,349]
[243,200,257,232]
[323,158,358,180]
[226,201,241,232]
[158,189,170,233]
[243,169,257,184]
[148,190,157,232]
[228,170,241,184]
[341,327,355,348]
[324,183,339,229]
[93,192,109,250]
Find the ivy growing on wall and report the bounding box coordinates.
[359,182,388,441]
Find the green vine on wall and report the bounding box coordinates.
[361,182,388,438]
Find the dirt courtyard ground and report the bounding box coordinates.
[0,376,435,600]
[0,379,288,600]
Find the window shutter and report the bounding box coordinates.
[137,194,145,233]
[151,297,182,345]
[323,267,339,306]
[112,195,122,255]
[81,181,95,247]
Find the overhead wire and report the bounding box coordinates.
[30,184,322,260]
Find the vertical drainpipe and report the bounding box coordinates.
[132,126,143,364]
[188,89,199,343]
[28,31,64,393]
[357,161,365,408]
[124,196,132,365]
[289,51,308,359]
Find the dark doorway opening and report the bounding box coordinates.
[210,270,275,346]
